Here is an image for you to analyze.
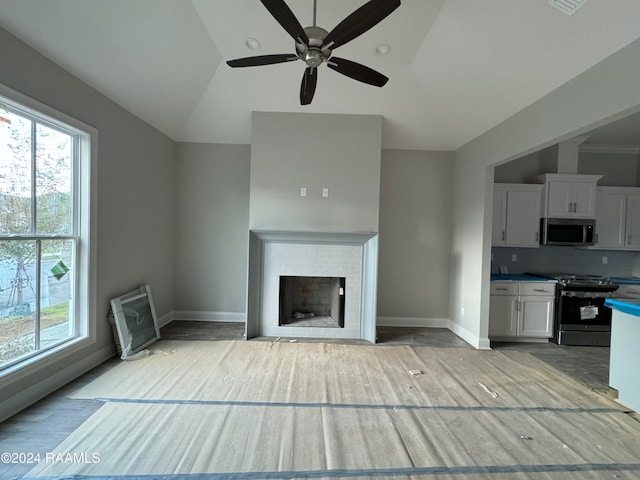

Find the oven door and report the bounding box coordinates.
[556,291,612,345]
[557,291,611,330]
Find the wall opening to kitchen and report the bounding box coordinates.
[279,276,345,328]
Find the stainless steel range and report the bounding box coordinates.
[529,273,619,346]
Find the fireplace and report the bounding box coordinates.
[246,231,378,342]
[279,276,345,328]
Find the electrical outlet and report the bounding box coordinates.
[461,307,465,317]
[322,187,329,198]
[602,256,608,264]
[300,187,307,197]
[511,254,517,262]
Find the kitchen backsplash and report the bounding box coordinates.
[491,246,640,277]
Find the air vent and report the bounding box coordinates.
[548,0,589,15]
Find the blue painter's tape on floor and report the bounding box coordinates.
[94,397,621,414]
[20,463,640,480]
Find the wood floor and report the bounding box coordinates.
[0,323,620,479]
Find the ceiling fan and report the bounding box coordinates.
[226,0,401,105]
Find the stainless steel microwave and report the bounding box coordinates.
[540,218,595,246]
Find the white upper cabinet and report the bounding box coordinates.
[536,174,602,218]
[594,187,640,250]
[493,184,543,248]
[625,192,640,249]
[492,188,508,246]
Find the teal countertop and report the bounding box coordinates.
[611,277,640,285]
[490,274,555,282]
[605,298,640,316]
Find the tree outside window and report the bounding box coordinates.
[0,106,77,367]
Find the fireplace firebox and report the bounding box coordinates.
[279,276,345,328]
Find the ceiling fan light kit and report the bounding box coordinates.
[227,0,401,105]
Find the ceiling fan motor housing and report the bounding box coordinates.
[296,26,330,67]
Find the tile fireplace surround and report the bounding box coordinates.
[246,231,379,343]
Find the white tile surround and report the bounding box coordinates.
[247,231,379,343]
[262,242,362,338]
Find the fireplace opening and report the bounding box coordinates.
[279,276,345,328]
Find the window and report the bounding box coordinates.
[0,85,94,373]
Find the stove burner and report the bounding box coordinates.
[526,273,618,291]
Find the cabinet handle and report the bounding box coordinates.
[595,233,598,244]
[535,231,539,242]
[496,288,509,291]
[533,289,551,293]
[502,231,505,241]
[628,234,632,245]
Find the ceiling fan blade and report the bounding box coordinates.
[322,0,401,50]
[327,57,388,87]
[260,0,309,45]
[300,67,318,105]
[227,54,298,68]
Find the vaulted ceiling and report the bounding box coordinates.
[1,0,640,150]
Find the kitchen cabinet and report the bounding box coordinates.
[489,281,555,339]
[603,299,640,413]
[492,184,543,247]
[614,283,640,300]
[536,174,601,218]
[592,187,640,250]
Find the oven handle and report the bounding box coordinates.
[560,290,614,298]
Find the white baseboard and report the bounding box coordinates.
[0,343,115,423]
[157,311,174,328]
[447,321,491,350]
[376,316,449,328]
[490,336,550,344]
[172,311,246,323]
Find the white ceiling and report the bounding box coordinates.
[1,0,640,150]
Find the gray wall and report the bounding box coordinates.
[378,149,453,321]
[579,151,640,186]
[172,144,454,324]
[174,143,250,314]
[496,148,640,186]
[250,112,382,232]
[0,27,175,419]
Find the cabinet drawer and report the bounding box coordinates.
[519,282,556,296]
[490,283,518,295]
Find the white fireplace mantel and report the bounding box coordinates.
[246,230,379,343]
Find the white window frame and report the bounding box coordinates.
[0,83,97,383]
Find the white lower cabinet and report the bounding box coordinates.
[489,281,555,339]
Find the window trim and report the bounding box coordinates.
[0,82,97,383]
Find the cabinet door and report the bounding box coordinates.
[489,295,518,337]
[572,181,597,217]
[492,189,507,246]
[505,189,541,247]
[546,181,573,217]
[625,193,640,249]
[518,296,554,337]
[594,189,626,249]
